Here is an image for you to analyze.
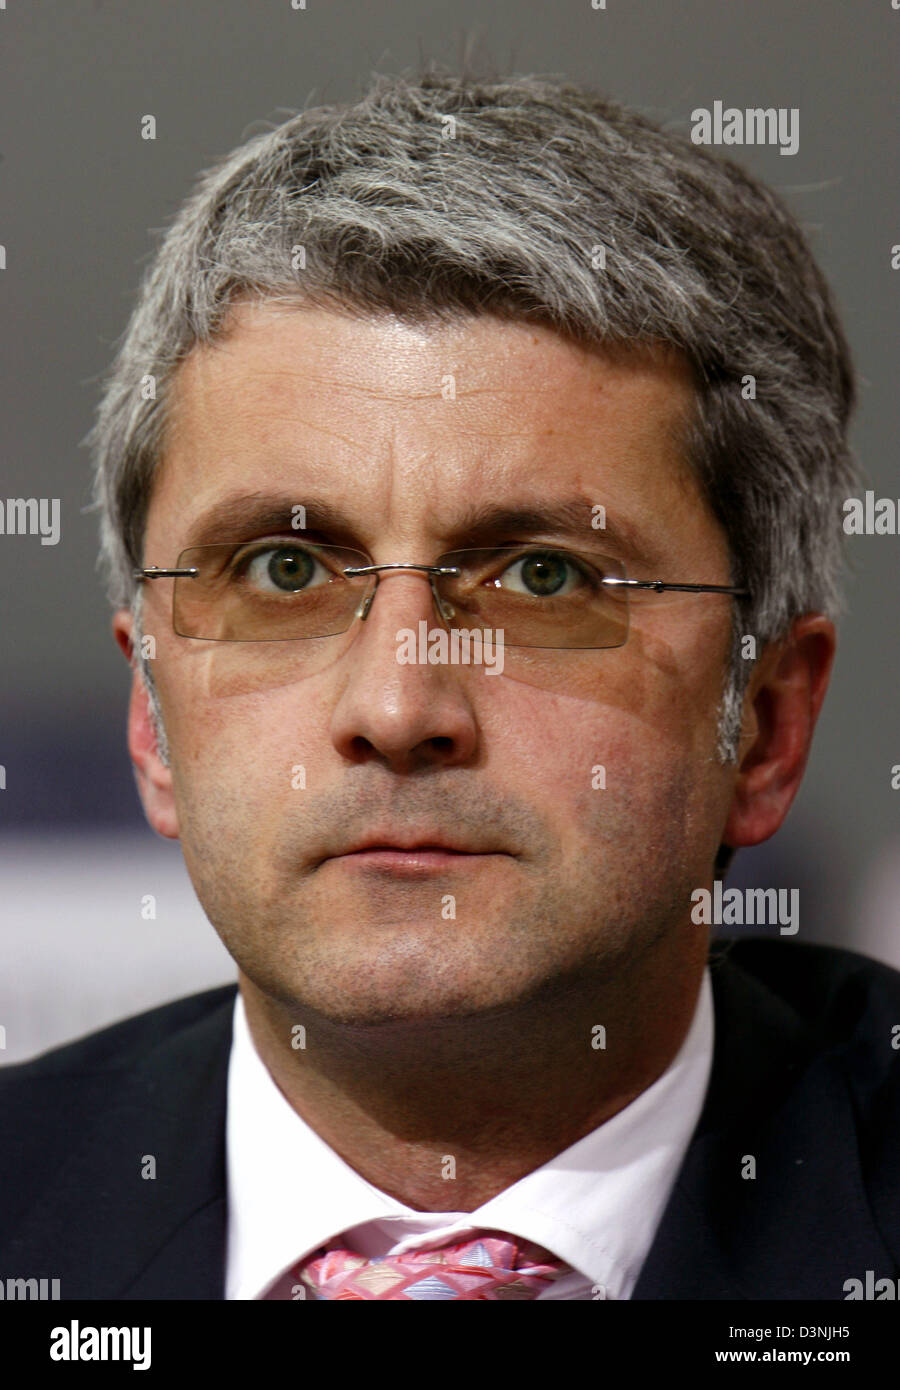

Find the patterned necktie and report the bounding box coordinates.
[292,1229,572,1300]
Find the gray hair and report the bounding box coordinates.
[87,70,858,771]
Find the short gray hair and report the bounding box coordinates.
[87,70,858,766]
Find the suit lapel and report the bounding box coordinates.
[633,945,894,1299]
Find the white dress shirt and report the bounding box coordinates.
[225,969,714,1300]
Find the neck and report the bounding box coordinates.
[238,933,706,1212]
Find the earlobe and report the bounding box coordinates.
[126,672,180,840]
[113,609,180,840]
[722,616,835,851]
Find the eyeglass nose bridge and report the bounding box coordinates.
[344,561,461,625]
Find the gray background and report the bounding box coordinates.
[1,0,898,1060]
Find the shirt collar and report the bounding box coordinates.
[226,969,713,1299]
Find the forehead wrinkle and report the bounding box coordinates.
[248,368,450,407]
[235,408,376,458]
[196,348,611,415]
[194,342,459,407]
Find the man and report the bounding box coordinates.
[2,71,898,1302]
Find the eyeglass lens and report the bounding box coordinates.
[170,541,631,650]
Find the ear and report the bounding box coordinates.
[722,614,835,850]
[112,609,180,840]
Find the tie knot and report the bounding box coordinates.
[291,1228,571,1300]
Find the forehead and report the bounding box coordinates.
[150,300,716,568]
[168,299,697,437]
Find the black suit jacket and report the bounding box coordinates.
[2,937,899,1299]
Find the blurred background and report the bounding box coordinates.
[1,0,898,1062]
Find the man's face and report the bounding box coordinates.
[134,302,736,1023]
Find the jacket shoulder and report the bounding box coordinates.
[636,938,900,1297]
[711,936,900,1174]
[714,936,900,1050]
[0,984,237,1287]
[0,982,238,1086]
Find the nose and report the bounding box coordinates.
[328,568,480,773]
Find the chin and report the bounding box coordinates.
[263,954,534,1029]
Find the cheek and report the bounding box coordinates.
[158,662,331,836]
[490,643,726,875]
[493,619,726,781]
[486,675,690,828]
[637,598,733,709]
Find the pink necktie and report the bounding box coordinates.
[291,1230,571,1300]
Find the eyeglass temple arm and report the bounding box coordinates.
[133,567,199,579]
[602,578,749,595]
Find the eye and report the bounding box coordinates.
[492,550,595,598]
[235,544,333,595]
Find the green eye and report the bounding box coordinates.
[495,551,591,598]
[239,545,327,594]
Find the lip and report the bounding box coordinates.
[320,834,510,874]
[329,847,493,874]
[340,834,488,855]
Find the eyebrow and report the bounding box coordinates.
[182,491,661,568]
